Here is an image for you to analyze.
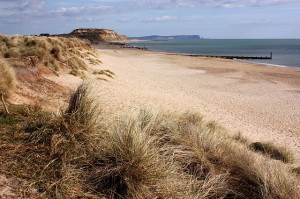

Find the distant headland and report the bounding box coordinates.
[38,29,203,43]
[40,28,129,43]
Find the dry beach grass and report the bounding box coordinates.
[0,35,101,76]
[1,83,299,198]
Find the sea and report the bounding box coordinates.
[130,39,300,69]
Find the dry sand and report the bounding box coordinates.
[91,48,300,157]
[43,47,300,157]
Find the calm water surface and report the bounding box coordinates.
[131,39,300,68]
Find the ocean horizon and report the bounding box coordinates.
[131,39,300,69]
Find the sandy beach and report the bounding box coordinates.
[86,48,300,157]
[3,36,300,198]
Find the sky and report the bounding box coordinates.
[0,0,300,38]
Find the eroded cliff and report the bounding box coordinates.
[69,28,128,43]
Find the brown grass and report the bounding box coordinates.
[0,58,16,99]
[87,120,184,198]
[147,112,300,198]
[0,35,102,77]
[1,83,299,198]
[249,142,295,163]
[93,69,115,79]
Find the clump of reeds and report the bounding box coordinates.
[0,58,16,114]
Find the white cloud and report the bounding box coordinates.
[118,18,132,23]
[0,1,120,25]
[239,18,297,25]
[55,6,115,16]
[182,15,203,22]
[143,16,178,23]
[129,0,299,9]
[143,15,203,23]
[5,0,46,11]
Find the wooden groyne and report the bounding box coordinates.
[190,52,273,60]
[107,42,148,50]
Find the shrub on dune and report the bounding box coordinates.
[64,83,102,143]
[87,120,181,198]
[29,83,102,158]
[0,58,16,114]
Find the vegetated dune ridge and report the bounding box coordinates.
[94,48,300,158]
[0,35,103,109]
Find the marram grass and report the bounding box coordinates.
[1,83,299,198]
[0,35,102,77]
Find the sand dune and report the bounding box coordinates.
[93,48,300,157]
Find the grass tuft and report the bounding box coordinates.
[249,141,295,163]
[87,120,181,198]
[93,70,115,79]
[291,166,300,176]
[0,58,16,99]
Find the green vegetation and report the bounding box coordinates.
[0,35,102,77]
[0,83,299,198]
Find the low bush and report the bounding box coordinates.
[0,58,16,99]
[0,58,16,114]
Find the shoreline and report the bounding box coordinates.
[128,41,300,70]
[148,48,300,70]
[239,59,285,68]
[159,50,300,70]
[96,43,300,73]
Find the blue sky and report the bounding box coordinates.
[0,0,299,38]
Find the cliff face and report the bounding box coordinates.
[69,28,128,43]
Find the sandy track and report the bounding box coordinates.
[93,48,300,157]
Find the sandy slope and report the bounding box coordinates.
[92,48,300,157]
